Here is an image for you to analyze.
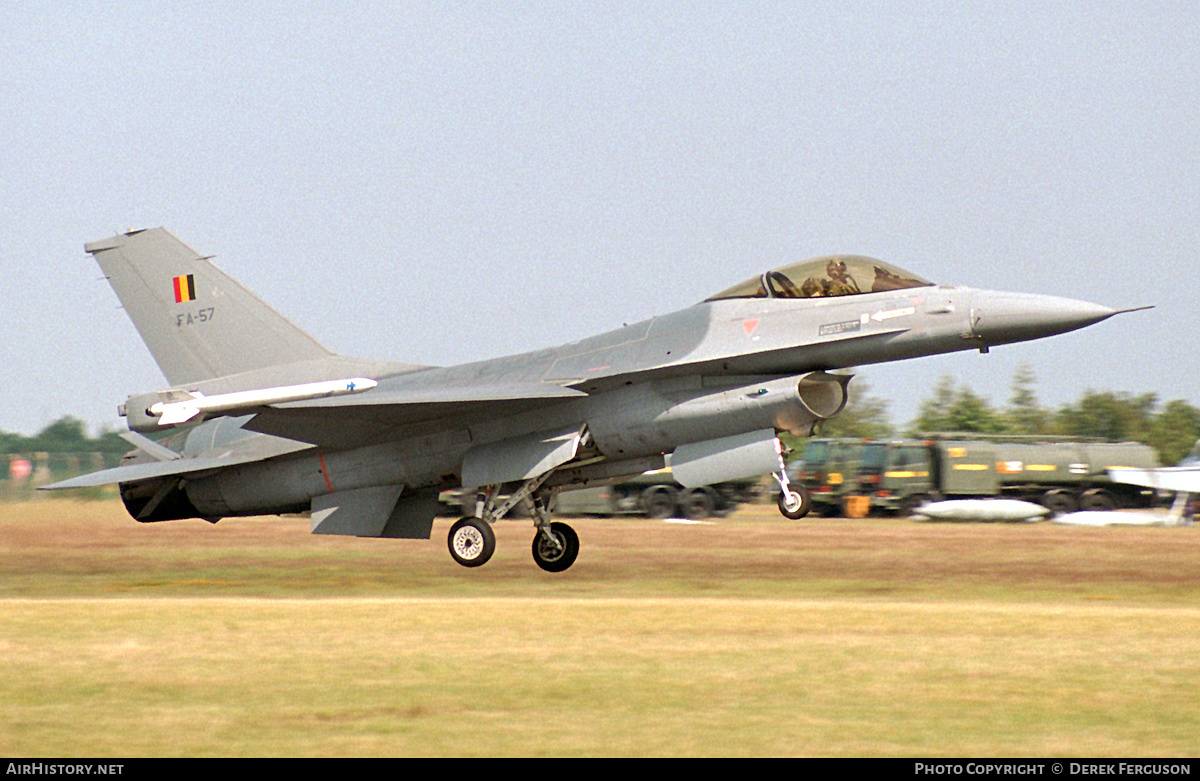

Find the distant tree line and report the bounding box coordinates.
[0,417,129,455]
[813,365,1200,466]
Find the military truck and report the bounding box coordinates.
[844,437,1160,516]
[786,438,866,516]
[439,469,759,520]
[550,469,760,519]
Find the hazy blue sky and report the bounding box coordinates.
[3,2,1197,436]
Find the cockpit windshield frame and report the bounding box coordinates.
[705,255,933,302]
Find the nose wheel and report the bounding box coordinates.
[771,447,811,520]
[777,485,811,519]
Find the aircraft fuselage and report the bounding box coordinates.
[124,283,1114,523]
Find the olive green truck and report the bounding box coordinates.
[795,437,1161,516]
[440,468,760,520]
[549,469,760,519]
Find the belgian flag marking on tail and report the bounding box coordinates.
[173,274,196,303]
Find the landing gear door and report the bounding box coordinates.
[461,425,585,490]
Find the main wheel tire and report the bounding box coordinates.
[777,486,811,519]
[448,517,496,568]
[532,521,579,573]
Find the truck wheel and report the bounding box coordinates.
[642,487,677,518]
[900,494,930,517]
[1080,489,1116,512]
[684,489,717,519]
[817,501,841,518]
[1040,490,1078,516]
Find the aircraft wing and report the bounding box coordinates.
[244,381,589,449]
[1108,466,1200,494]
[239,326,907,450]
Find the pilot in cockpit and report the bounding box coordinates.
[824,258,860,296]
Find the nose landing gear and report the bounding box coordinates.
[772,447,811,520]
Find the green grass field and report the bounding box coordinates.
[3,500,1199,756]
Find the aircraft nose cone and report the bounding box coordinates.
[970,292,1118,346]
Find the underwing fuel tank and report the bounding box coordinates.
[585,371,850,459]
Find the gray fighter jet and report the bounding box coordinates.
[46,228,1143,571]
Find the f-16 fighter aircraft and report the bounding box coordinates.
[46,228,1144,571]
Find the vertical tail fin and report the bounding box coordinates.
[87,228,335,385]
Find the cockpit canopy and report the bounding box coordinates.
[706,255,933,302]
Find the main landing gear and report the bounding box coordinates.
[447,516,495,567]
[446,473,579,572]
[531,520,579,573]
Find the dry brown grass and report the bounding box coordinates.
[2,500,1199,756]
[4,500,1198,602]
